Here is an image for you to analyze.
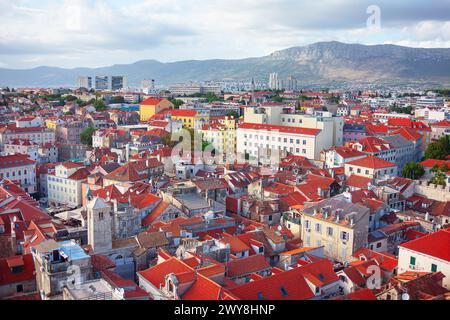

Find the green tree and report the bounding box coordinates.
[272,95,283,103]
[205,92,221,103]
[93,99,107,111]
[402,162,425,180]
[64,95,78,102]
[80,127,95,146]
[390,104,413,115]
[170,99,185,109]
[226,111,239,119]
[431,164,441,173]
[425,136,450,160]
[430,172,447,186]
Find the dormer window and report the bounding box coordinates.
[168,279,174,293]
[11,265,23,274]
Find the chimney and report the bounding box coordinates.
[317,187,323,197]
[343,191,352,203]
[10,215,18,235]
[335,211,340,223]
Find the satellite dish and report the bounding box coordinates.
[402,293,410,301]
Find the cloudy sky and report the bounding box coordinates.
[1,0,450,69]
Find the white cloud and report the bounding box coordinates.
[0,0,449,68]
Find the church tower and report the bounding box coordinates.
[87,197,112,254]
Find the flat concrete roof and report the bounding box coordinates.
[174,193,210,211]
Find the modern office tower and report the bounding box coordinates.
[110,76,127,91]
[76,76,92,89]
[95,76,109,90]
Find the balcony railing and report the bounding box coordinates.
[283,213,300,224]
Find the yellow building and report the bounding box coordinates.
[45,117,61,130]
[199,116,237,156]
[171,109,199,130]
[139,98,174,122]
[301,195,370,263]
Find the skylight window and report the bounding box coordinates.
[280,287,288,297]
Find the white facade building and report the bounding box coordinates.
[0,154,37,194]
[4,139,39,161]
[47,162,89,208]
[237,123,321,161]
[398,229,450,289]
[243,105,344,159]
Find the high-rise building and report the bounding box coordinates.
[76,76,92,89]
[285,75,298,91]
[269,73,298,91]
[110,76,127,91]
[95,76,109,90]
[141,79,155,89]
[269,73,279,90]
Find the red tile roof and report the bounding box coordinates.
[105,161,149,182]
[61,161,85,169]
[352,248,398,272]
[239,123,321,136]
[171,109,198,117]
[420,159,450,168]
[400,229,450,262]
[339,288,377,300]
[388,118,413,127]
[68,168,91,181]
[140,98,164,106]
[264,182,296,195]
[431,120,450,128]
[138,257,193,288]
[229,260,337,300]
[226,254,270,278]
[346,175,373,190]
[366,124,388,135]
[0,154,36,169]
[393,128,423,141]
[129,192,161,210]
[347,156,396,169]
[220,237,251,254]
[142,202,170,227]
[0,254,35,286]
[333,146,366,159]
[356,137,392,153]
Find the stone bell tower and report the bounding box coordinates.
[87,197,112,254]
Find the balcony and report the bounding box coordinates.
[283,213,300,224]
[44,260,70,274]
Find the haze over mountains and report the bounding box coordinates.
[1,41,450,88]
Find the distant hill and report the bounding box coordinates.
[1,41,450,87]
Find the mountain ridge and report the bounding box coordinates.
[1,41,450,87]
